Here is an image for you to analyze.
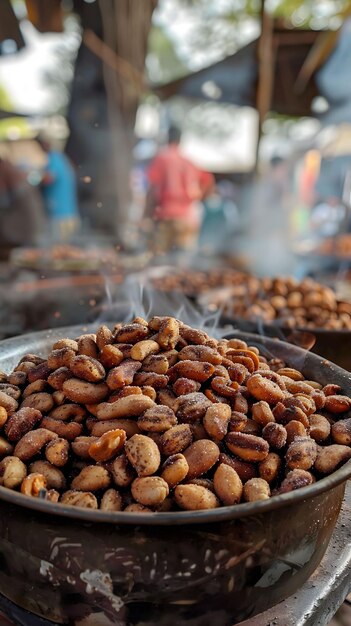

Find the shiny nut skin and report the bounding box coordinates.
[0,456,27,489]
[183,439,220,480]
[161,454,189,488]
[174,484,219,510]
[131,476,169,507]
[246,373,285,404]
[21,472,47,497]
[71,465,111,491]
[125,434,161,477]
[226,432,269,462]
[60,490,98,509]
[213,463,243,505]
[45,438,70,467]
[5,407,42,442]
[88,429,126,462]
[324,395,351,414]
[243,478,271,502]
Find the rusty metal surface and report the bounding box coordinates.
[237,482,351,626]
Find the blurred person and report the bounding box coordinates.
[0,157,46,258]
[38,136,80,241]
[145,126,214,254]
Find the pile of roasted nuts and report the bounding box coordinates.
[0,317,351,512]
[151,268,248,296]
[208,276,351,330]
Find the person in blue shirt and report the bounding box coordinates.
[38,136,80,240]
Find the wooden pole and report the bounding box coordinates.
[255,0,274,170]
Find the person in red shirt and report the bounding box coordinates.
[145,126,214,254]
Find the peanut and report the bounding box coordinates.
[183,439,220,480]
[5,407,42,442]
[0,456,27,489]
[97,395,154,420]
[259,453,281,483]
[315,444,351,474]
[203,403,231,440]
[106,360,142,390]
[131,476,169,507]
[159,424,193,456]
[21,473,47,497]
[100,488,123,511]
[29,460,66,490]
[69,355,106,382]
[71,465,111,491]
[309,415,331,442]
[45,438,70,466]
[219,452,257,482]
[213,463,243,505]
[243,478,271,502]
[125,434,161,476]
[226,432,269,462]
[62,379,109,404]
[14,428,58,462]
[161,454,189,488]
[60,490,98,509]
[109,453,135,487]
[88,429,126,462]
[130,340,160,361]
[286,437,318,471]
[174,484,219,510]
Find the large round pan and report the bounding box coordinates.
[0,327,350,626]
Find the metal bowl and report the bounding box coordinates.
[0,326,351,626]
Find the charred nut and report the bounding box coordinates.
[161,454,189,488]
[100,488,123,511]
[226,432,269,462]
[285,436,318,471]
[131,476,169,507]
[183,439,220,480]
[125,434,161,476]
[88,429,126,462]
[60,490,98,509]
[69,355,106,382]
[71,465,111,491]
[14,428,58,462]
[21,472,47,497]
[213,463,243,505]
[174,484,219,510]
[243,478,271,502]
[0,456,27,489]
[45,438,70,467]
[159,424,193,456]
[138,405,177,433]
[29,460,66,490]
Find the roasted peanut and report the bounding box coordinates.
[71,465,111,491]
[183,439,220,479]
[232,392,249,414]
[246,373,285,404]
[213,463,243,505]
[5,407,42,442]
[323,384,342,396]
[203,403,231,440]
[99,344,124,368]
[161,454,189,487]
[142,354,169,375]
[45,438,70,466]
[77,335,99,359]
[0,456,27,489]
[169,360,215,383]
[243,478,271,501]
[176,392,211,422]
[241,418,262,435]
[0,407,8,428]
[259,453,281,483]
[90,419,140,438]
[71,436,98,459]
[97,394,154,420]
[331,418,351,445]
[27,363,52,384]
[130,340,160,361]
[52,338,78,352]
[159,424,193,456]
[0,391,18,415]
[285,420,307,445]
[96,325,113,350]
[157,388,178,411]
[125,434,161,476]
[261,422,287,449]
[228,410,247,433]
[178,345,221,365]
[8,371,27,386]
[47,367,73,390]
[251,401,275,426]
[277,367,304,381]
[133,372,168,389]
[100,488,123,511]
[174,484,219,510]
[60,490,98,509]
[40,417,83,441]
[115,323,149,344]
[63,379,109,404]
[0,437,13,457]
[228,363,249,384]
[286,436,318,470]
[0,384,21,400]
[138,405,177,432]
[324,395,351,414]
[69,355,106,382]
[22,379,48,398]
[88,429,126,462]
[49,403,86,423]
[29,460,66,490]
[219,452,257,482]
[109,453,135,487]
[106,360,142,390]
[173,378,201,396]
[211,377,239,398]
[47,348,75,369]
[309,415,331,442]
[124,503,152,513]
[278,469,314,493]
[21,392,54,413]
[315,444,351,474]
[21,473,47,497]
[14,428,58,462]
[226,432,269,462]
[155,317,180,349]
[131,476,169,507]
